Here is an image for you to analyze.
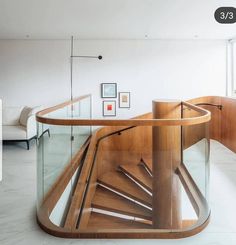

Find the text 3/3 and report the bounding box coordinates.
[215,7,236,24]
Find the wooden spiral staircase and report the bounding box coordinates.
[37,96,235,238]
[88,158,153,229]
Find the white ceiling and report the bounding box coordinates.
[0,0,236,40]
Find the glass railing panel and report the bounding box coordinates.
[180,181,198,228]
[36,121,44,212]
[37,124,91,229]
[43,103,71,119]
[41,124,72,195]
[77,95,91,119]
[40,95,92,120]
[72,96,91,148]
[36,95,92,231]
[182,104,210,201]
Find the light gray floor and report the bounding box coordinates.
[1,140,236,245]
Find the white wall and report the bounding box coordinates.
[0,39,227,119]
[232,41,236,97]
[0,40,70,107]
[0,99,2,181]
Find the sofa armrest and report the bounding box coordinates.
[26,114,37,139]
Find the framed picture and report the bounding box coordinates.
[101,83,117,98]
[103,101,116,117]
[119,92,130,108]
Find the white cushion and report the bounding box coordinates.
[3,125,27,140]
[19,106,33,127]
[2,107,23,126]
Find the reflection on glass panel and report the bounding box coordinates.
[41,124,72,194]
[183,131,206,195]
[36,95,92,231]
[182,122,210,199]
[36,122,44,210]
[180,183,198,228]
[41,95,92,120]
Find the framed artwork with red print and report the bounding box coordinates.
[103,100,116,117]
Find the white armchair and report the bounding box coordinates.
[2,106,42,150]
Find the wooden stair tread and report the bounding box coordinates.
[98,171,152,208]
[92,185,152,220]
[87,212,152,229]
[141,156,152,174]
[119,164,152,192]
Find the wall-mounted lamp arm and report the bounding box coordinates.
[71,55,102,59]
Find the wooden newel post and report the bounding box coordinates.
[152,100,182,229]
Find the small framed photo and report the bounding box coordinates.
[103,101,116,117]
[119,92,130,108]
[101,83,117,98]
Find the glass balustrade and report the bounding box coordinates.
[182,103,210,202]
[36,97,210,238]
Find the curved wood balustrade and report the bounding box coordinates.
[187,96,236,153]
[36,95,217,239]
[36,95,211,126]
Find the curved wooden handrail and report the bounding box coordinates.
[36,100,211,127]
[37,94,91,116]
